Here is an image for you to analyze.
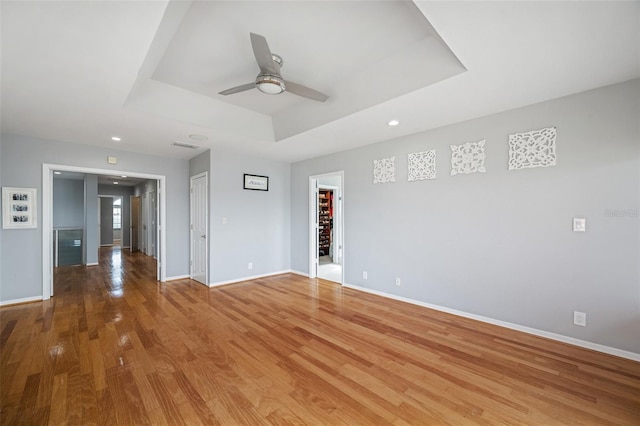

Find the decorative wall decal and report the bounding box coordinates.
[373,156,395,183]
[508,126,557,170]
[450,140,486,176]
[408,150,436,181]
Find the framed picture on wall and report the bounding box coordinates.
[2,187,37,229]
[243,174,269,191]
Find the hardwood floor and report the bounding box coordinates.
[1,247,639,425]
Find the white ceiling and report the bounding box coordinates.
[2,1,639,163]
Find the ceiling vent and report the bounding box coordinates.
[172,141,201,149]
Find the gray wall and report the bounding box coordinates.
[99,184,134,247]
[85,175,99,264]
[134,180,158,257]
[291,79,640,354]
[0,134,190,302]
[99,196,114,246]
[53,178,84,228]
[210,150,291,283]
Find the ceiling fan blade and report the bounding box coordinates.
[250,33,277,74]
[284,80,329,102]
[218,82,255,96]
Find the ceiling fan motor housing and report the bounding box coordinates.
[256,74,286,94]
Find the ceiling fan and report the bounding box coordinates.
[218,33,329,102]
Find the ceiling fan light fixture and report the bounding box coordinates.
[256,75,285,95]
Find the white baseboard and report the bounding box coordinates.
[165,274,190,281]
[342,282,640,362]
[0,296,42,306]
[209,270,293,288]
[86,262,99,267]
[290,270,309,277]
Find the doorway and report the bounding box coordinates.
[309,172,344,284]
[190,172,208,285]
[42,164,167,300]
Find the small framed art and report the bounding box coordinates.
[243,174,269,191]
[2,187,37,229]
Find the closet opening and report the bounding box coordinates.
[309,172,344,284]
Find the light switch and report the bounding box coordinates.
[107,156,117,164]
[573,218,586,232]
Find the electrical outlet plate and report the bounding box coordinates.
[248,262,253,270]
[395,277,401,286]
[573,218,586,232]
[362,271,367,280]
[573,311,586,326]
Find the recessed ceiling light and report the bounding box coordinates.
[111,136,121,141]
[113,182,119,185]
[54,171,62,175]
[121,175,127,178]
[387,119,400,126]
[188,134,208,141]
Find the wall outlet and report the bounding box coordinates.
[248,262,253,270]
[395,277,401,286]
[573,311,586,327]
[573,218,586,232]
[362,271,367,280]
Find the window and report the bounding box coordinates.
[113,198,122,230]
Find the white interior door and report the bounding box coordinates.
[190,173,208,284]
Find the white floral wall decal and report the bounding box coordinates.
[373,156,395,183]
[450,140,486,176]
[508,127,557,170]
[408,150,436,181]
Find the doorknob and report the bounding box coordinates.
[201,234,206,239]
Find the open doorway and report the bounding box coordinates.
[43,164,166,300]
[309,172,344,284]
[98,195,123,247]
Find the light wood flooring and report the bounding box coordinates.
[1,246,639,425]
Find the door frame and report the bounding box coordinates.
[189,172,208,285]
[42,163,166,300]
[308,171,344,282]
